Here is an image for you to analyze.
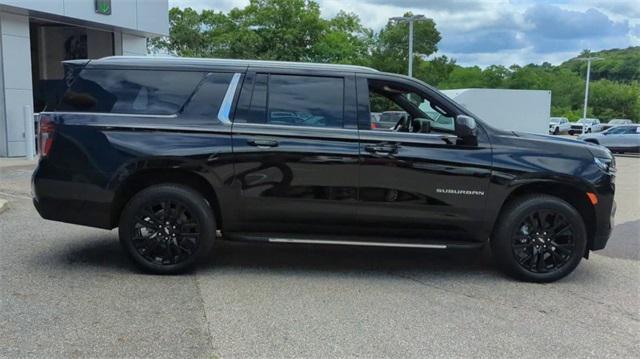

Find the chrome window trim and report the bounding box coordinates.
[47,111,177,119]
[218,73,242,125]
[359,129,458,144]
[80,122,229,133]
[232,122,459,143]
[233,121,354,133]
[232,122,358,140]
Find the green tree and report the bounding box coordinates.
[370,13,441,75]
[415,55,456,87]
[311,11,373,65]
[439,66,484,89]
[562,47,640,83]
[589,80,640,121]
[150,1,371,64]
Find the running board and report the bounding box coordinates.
[268,238,447,249]
[223,233,484,250]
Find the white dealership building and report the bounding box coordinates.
[0,0,169,157]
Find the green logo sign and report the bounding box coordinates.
[95,0,111,15]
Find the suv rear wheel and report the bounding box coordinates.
[119,184,216,274]
[491,195,587,282]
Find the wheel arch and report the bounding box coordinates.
[110,169,223,230]
[492,181,597,253]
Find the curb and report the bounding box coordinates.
[0,199,7,214]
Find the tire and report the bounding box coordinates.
[119,184,216,274]
[568,130,574,135]
[491,195,587,283]
[553,127,559,135]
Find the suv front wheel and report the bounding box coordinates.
[491,195,587,282]
[119,184,216,274]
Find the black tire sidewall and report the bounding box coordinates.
[119,185,216,274]
[491,196,587,282]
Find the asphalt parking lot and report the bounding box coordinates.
[1,156,639,358]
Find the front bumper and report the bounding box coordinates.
[591,198,615,250]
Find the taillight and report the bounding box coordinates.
[38,115,55,157]
[371,122,379,129]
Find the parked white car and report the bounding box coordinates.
[569,118,603,135]
[549,117,570,135]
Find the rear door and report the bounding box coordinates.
[229,70,360,235]
[354,74,493,242]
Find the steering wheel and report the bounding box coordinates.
[393,115,409,132]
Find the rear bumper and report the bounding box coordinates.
[32,161,115,229]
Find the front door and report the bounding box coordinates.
[355,75,493,242]
[230,71,360,235]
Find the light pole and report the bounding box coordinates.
[389,15,429,78]
[576,56,603,119]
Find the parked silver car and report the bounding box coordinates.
[601,119,632,131]
[578,124,640,153]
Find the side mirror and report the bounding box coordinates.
[455,115,478,143]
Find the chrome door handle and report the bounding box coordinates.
[365,143,398,154]
[248,139,279,148]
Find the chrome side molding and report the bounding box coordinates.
[268,238,447,249]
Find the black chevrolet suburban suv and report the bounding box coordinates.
[32,57,616,282]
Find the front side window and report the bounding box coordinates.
[621,126,639,134]
[367,79,455,133]
[240,74,344,128]
[60,69,206,115]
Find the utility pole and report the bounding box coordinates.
[577,56,603,119]
[389,15,429,78]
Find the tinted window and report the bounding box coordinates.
[60,69,205,115]
[181,72,233,119]
[267,75,344,128]
[250,74,268,122]
[607,127,624,134]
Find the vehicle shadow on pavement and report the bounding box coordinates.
[201,241,500,278]
[41,234,501,279]
[36,234,135,273]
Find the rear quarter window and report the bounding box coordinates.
[59,69,206,115]
[180,72,234,122]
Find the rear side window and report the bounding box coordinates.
[181,72,234,119]
[239,74,344,128]
[59,69,205,115]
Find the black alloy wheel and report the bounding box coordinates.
[491,195,587,282]
[130,199,200,266]
[119,184,216,274]
[511,210,575,274]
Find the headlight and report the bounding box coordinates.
[594,156,616,174]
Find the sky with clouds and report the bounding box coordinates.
[169,0,640,67]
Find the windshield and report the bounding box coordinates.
[577,119,593,124]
